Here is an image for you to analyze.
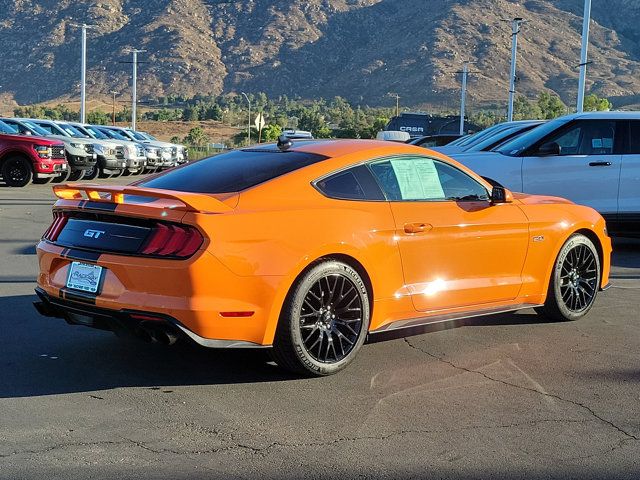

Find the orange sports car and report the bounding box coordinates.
[34,138,611,375]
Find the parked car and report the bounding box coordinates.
[101,126,175,170]
[92,126,161,173]
[408,134,464,148]
[446,121,545,153]
[135,131,188,164]
[2,118,96,182]
[21,118,125,180]
[376,130,410,142]
[63,122,147,176]
[436,120,543,155]
[34,139,611,376]
[283,129,314,140]
[0,120,67,187]
[449,112,640,236]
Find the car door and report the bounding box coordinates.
[521,120,623,215]
[618,121,640,227]
[369,156,529,313]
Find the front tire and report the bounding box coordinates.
[272,260,370,376]
[68,169,85,181]
[1,156,33,187]
[83,164,98,180]
[51,168,71,184]
[537,234,600,322]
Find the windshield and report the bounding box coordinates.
[127,130,148,141]
[84,125,109,140]
[100,128,129,141]
[466,123,542,152]
[139,132,157,141]
[58,123,89,138]
[139,148,328,193]
[0,120,15,134]
[446,134,472,146]
[496,118,570,156]
[459,123,514,149]
[22,121,52,137]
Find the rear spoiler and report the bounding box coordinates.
[52,183,234,213]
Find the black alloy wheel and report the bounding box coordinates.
[272,260,370,376]
[299,274,364,363]
[1,156,33,187]
[537,234,601,322]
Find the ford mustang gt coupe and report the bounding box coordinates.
[34,139,611,376]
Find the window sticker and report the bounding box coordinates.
[390,158,445,200]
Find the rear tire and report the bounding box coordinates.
[1,156,33,187]
[271,260,370,376]
[536,234,600,322]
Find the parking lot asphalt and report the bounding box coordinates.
[0,180,639,480]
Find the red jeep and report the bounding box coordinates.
[0,123,68,187]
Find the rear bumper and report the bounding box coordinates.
[36,241,282,346]
[34,288,266,348]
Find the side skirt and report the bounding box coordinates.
[366,303,542,344]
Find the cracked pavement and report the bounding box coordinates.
[1,181,640,479]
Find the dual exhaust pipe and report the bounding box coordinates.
[134,321,179,346]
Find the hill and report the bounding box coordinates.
[1,0,639,109]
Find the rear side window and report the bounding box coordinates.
[314,165,385,201]
[139,148,328,193]
[628,121,640,154]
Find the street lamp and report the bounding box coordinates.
[241,92,251,146]
[125,49,146,130]
[577,0,592,113]
[506,17,525,122]
[459,62,470,135]
[110,90,119,125]
[387,92,400,117]
[70,23,97,123]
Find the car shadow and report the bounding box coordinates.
[0,294,301,399]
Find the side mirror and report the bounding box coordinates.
[538,141,560,156]
[491,186,513,204]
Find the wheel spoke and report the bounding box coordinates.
[297,273,364,364]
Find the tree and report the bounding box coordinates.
[537,92,567,119]
[513,95,542,120]
[297,109,331,138]
[184,127,209,147]
[583,94,612,112]
[262,124,282,142]
[170,136,182,144]
[87,109,110,125]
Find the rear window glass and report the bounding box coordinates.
[139,148,328,193]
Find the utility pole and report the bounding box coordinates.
[241,92,251,146]
[70,23,96,123]
[577,0,592,113]
[127,49,146,130]
[459,62,469,135]
[387,93,400,117]
[110,90,118,125]
[507,18,524,122]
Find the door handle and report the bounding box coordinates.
[589,161,612,167]
[404,222,433,234]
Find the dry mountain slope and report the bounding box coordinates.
[0,0,639,107]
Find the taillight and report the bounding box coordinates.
[140,223,203,258]
[43,212,68,241]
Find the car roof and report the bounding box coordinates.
[565,111,640,120]
[249,139,426,158]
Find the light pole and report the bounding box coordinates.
[126,49,146,131]
[577,0,592,112]
[459,62,470,135]
[507,17,524,122]
[241,92,251,146]
[110,90,119,125]
[70,23,96,123]
[387,93,400,117]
